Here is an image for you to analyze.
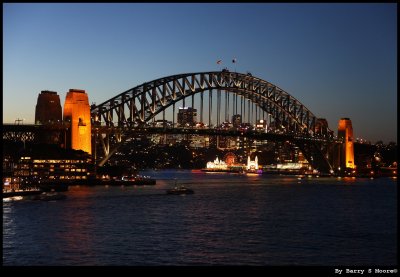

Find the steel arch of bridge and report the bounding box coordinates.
[90,71,334,171]
[92,71,327,135]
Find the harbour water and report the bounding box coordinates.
[2,170,397,266]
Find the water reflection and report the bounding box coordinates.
[3,171,397,266]
[52,186,97,265]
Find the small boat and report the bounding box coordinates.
[32,191,67,201]
[166,185,194,195]
[297,175,305,180]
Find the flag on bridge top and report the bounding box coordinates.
[232,58,237,63]
[217,60,222,65]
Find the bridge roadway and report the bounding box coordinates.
[3,124,337,144]
[3,123,67,142]
[3,123,67,132]
[3,123,340,147]
[94,126,336,144]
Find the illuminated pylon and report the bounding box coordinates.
[63,89,92,154]
[337,118,355,169]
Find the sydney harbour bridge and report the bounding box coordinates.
[4,71,339,174]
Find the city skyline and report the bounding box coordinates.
[3,3,397,143]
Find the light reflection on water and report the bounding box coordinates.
[2,170,397,266]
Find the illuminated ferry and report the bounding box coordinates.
[201,156,242,173]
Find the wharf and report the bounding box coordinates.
[51,175,157,187]
[5,176,157,194]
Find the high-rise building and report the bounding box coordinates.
[63,89,92,154]
[232,114,242,127]
[255,119,267,131]
[177,107,197,126]
[35,91,62,124]
[337,118,355,169]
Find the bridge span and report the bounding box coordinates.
[4,71,344,174]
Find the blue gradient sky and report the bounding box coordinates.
[3,3,397,143]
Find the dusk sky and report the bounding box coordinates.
[3,3,397,143]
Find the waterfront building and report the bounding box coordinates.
[12,144,93,181]
[206,157,228,170]
[63,89,92,154]
[247,156,259,171]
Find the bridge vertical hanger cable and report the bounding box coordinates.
[243,95,246,123]
[227,91,230,122]
[248,99,251,126]
[252,101,255,124]
[209,90,212,128]
[173,103,175,127]
[256,103,258,123]
[235,93,238,115]
[224,90,227,122]
[231,92,234,123]
[217,89,221,127]
[200,91,203,124]
[192,93,194,125]
[216,89,219,127]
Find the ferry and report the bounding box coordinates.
[166,185,194,195]
[31,191,67,201]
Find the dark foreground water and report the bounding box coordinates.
[3,171,397,266]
